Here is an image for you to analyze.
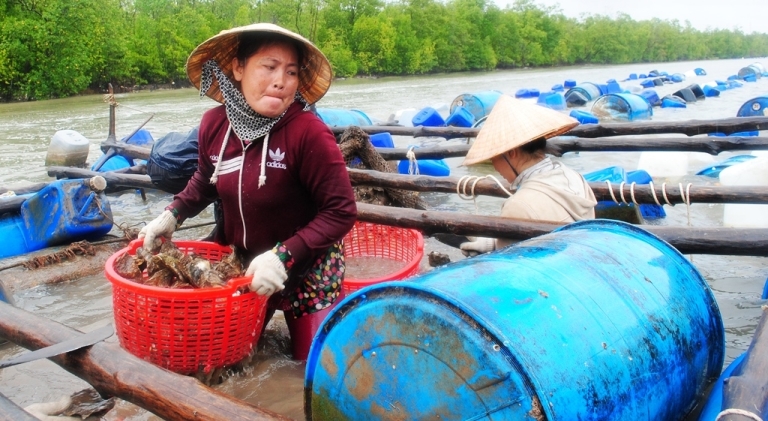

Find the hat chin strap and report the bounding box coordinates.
[501,153,519,177]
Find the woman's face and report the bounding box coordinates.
[491,151,517,184]
[232,42,300,118]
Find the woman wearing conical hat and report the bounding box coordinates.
[138,23,357,360]
[460,95,597,256]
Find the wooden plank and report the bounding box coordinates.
[355,203,768,256]
[0,302,291,421]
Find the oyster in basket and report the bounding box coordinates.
[179,253,227,289]
[114,251,144,281]
[213,248,245,279]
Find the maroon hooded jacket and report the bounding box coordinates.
[169,101,357,276]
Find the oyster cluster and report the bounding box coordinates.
[114,241,244,289]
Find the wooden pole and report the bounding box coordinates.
[47,166,155,190]
[102,135,768,162]
[355,203,768,256]
[348,169,768,205]
[328,116,768,139]
[0,302,291,421]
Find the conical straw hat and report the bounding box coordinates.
[462,95,579,165]
[186,23,332,105]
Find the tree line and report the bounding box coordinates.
[1,0,767,101]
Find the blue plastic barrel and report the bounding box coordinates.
[640,79,655,88]
[639,89,660,107]
[306,220,724,421]
[584,165,625,183]
[20,179,113,251]
[514,88,532,99]
[604,79,622,94]
[316,108,373,127]
[564,82,601,103]
[449,91,503,121]
[397,158,450,176]
[698,353,748,421]
[695,67,707,76]
[626,169,666,219]
[369,132,394,148]
[702,85,721,97]
[708,96,768,137]
[444,106,474,127]
[564,79,577,88]
[92,154,132,172]
[639,73,647,78]
[670,73,685,83]
[696,155,757,177]
[123,128,154,146]
[591,93,653,121]
[661,95,687,108]
[536,91,566,110]
[411,107,445,127]
[0,214,31,258]
[628,73,638,80]
[551,83,564,92]
[569,109,599,124]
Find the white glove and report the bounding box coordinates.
[138,210,177,251]
[460,236,495,257]
[24,396,81,421]
[246,250,288,296]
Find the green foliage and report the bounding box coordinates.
[1,0,768,100]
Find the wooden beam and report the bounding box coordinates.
[0,302,291,421]
[328,116,768,139]
[355,202,768,256]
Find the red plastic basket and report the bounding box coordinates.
[104,239,267,374]
[342,222,424,294]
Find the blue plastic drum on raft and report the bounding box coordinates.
[591,93,653,121]
[564,82,601,106]
[536,91,566,110]
[412,107,445,127]
[569,109,599,124]
[662,95,687,108]
[639,89,661,107]
[444,106,475,127]
[449,90,503,121]
[564,79,577,88]
[709,96,767,137]
[305,220,725,421]
[315,108,373,127]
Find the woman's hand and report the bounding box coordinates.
[460,237,496,257]
[137,210,177,251]
[246,250,288,296]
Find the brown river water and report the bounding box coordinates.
[1,57,767,420]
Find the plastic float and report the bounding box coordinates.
[449,90,503,121]
[315,108,373,127]
[721,155,768,228]
[591,93,653,121]
[305,220,724,421]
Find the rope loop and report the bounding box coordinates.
[102,93,118,107]
[648,181,662,206]
[619,181,628,205]
[406,146,420,175]
[629,182,639,206]
[715,408,763,421]
[605,180,619,205]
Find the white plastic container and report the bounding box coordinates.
[721,155,768,228]
[45,130,90,167]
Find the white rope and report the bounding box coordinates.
[629,182,639,205]
[605,180,619,205]
[661,182,674,206]
[406,146,420,175]
[715,408,763,421]
[648,181,663,206]
[680,182,693,226]
[619,181,628,205]
[457,175,514,213]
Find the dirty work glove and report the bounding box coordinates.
[460,236,495,257]
[246,250,288,296]
[24,395,81,421]
[138,210,177,251]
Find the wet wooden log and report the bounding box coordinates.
[329,116,768,139]
[355,203,768,256]
[46,166,155,190]
[103,135,768,162]
[348,169,768,205]
[720,306,768,421]
[0,302,291,421]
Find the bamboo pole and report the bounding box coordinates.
[355,203,768,256]
[0,302,291,421]
[348,169,768,205]
[328,116,768,139]
[100,135,768,162]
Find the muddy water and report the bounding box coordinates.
[1,58,767,420]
